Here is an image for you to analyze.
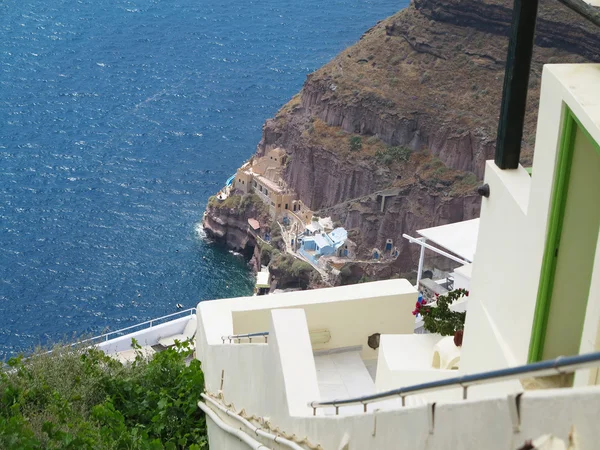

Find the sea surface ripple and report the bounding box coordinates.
[0,0,404,359]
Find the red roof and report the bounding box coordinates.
[248,218,260,230]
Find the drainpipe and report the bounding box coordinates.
[198,401,271,450]
[201,394,307,450]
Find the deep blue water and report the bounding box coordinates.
[0,0,403,359]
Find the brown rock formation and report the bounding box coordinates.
[203,195,270,251]
[207,0,600,276]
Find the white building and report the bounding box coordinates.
[192,65,600,449]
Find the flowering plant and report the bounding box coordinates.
[417,288,468,337]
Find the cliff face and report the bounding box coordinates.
[298,76,495,179]
[416,0,600,61]
[208,0,600,273]
[203,196,270,251]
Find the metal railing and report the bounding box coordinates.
[309,351,600,415]
[79,308,197,345]
[221,332,269,344]
[557,0,600,28]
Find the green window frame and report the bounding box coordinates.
[528,106,600,362]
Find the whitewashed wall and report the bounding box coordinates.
[231,280,417,360]
[461,65,600,378]
[198,303,600,450]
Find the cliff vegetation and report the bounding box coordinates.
[0,342,206,450]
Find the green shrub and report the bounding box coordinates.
[290,260,313,278]
[271,235,284,250]
[240,194,268,218]
[434,166,449,177]
[0,341,207,449]
[260,244,274,266]
[419,289,468,336]
[461,173,478,185]
[348,136,362,152]
[423,157,444,170]
[375,146,411,165]
[270,221,281,239]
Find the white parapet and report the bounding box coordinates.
[197,288,600,449]
[195,278,600,449]
[199,279,417,361]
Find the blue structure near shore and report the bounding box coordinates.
[301,227,348,257]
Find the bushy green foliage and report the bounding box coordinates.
[461,173,478,185]
[239,194,269,219]
[239,194,261,210]
[270,251,293,269]
[290,260,313,278]
[220,195,241,209]
[348,136,362,152]
[209,194,241,210]
[419,289,468,336]
[0,340,207,450]
[375,146,411,165]
[270,221,281,239]
[260,244,274,266]
[270,251,315,289]
[271,236,284,250]
[433,166,449,178]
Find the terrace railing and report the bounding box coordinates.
[309,351,600,415]
[80,308,197,344]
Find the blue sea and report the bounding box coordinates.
[0,0,403,359]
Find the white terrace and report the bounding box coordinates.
[195,65,600,450]
[197,280,420,414]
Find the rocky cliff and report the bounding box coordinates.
[207,0,600,275]
[203,194,270,252]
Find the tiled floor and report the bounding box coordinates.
[314,350,376,415]
[313,351,421,415]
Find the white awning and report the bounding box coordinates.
[416,219,479,262]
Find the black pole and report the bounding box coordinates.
[495,0,540,170]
